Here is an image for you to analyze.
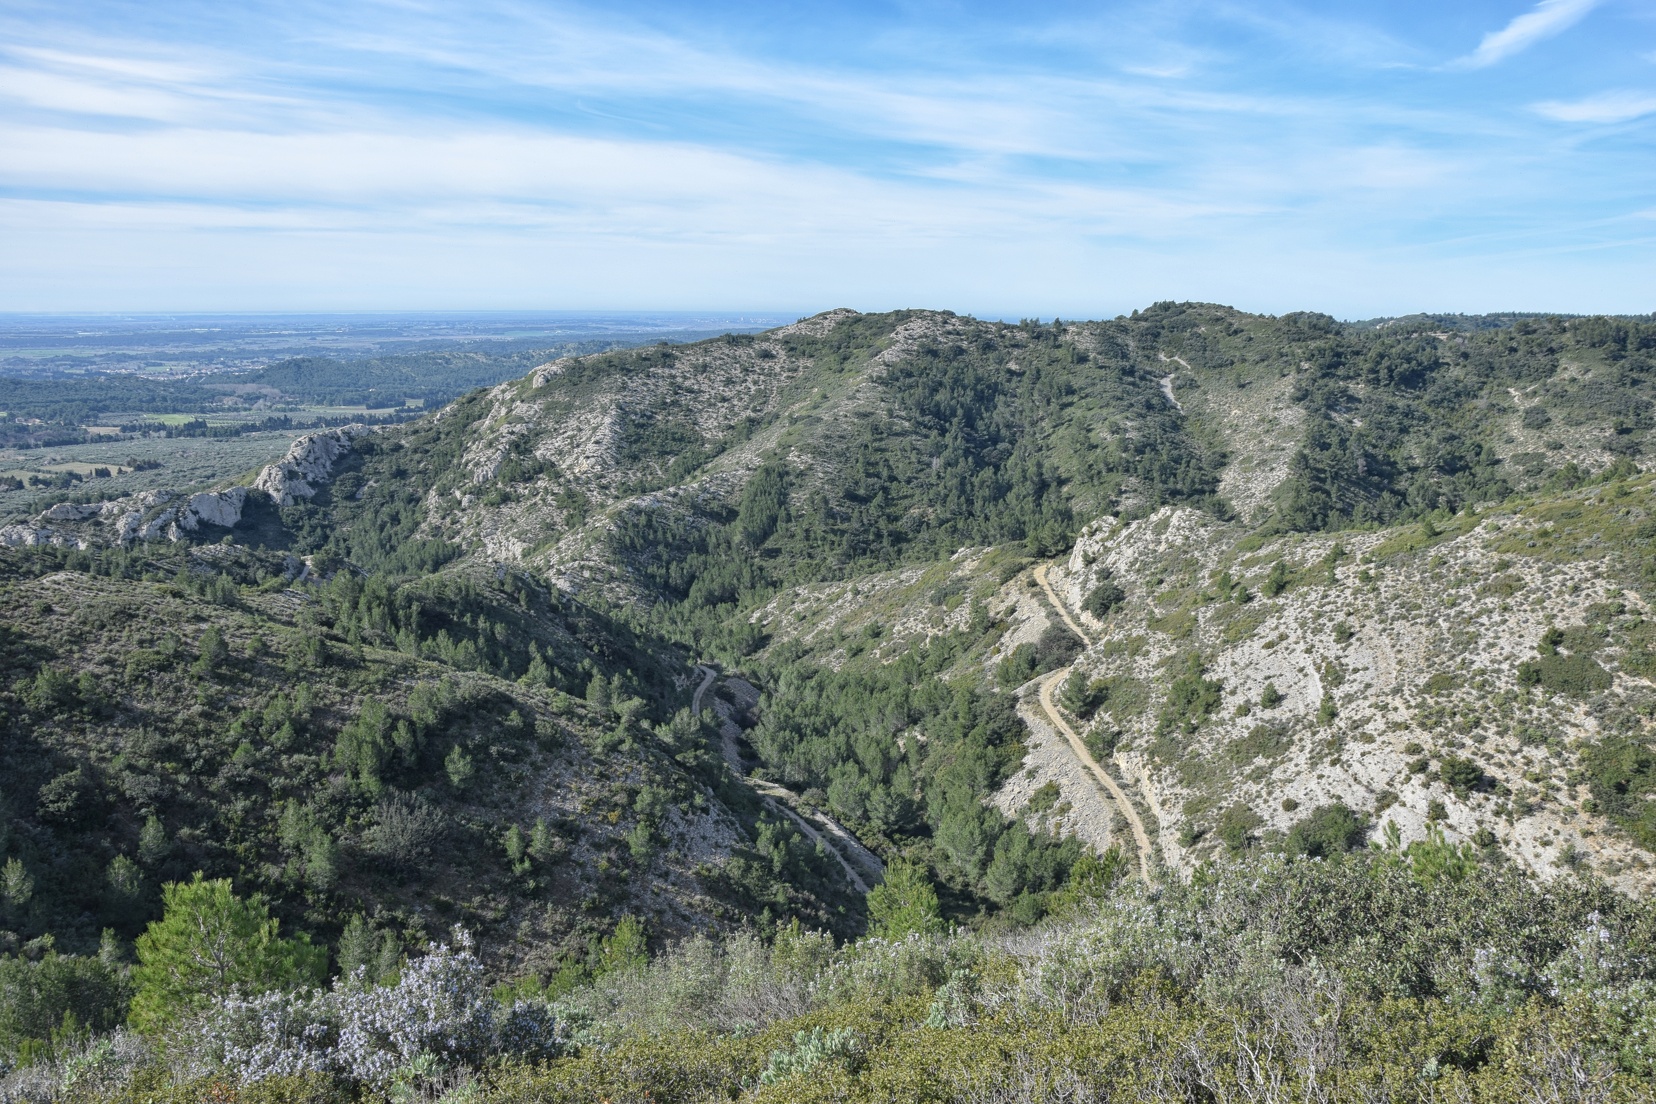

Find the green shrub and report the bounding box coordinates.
[1057,671,1106,718]
[25,666,78,713]
[1082,580,1126,620]
[1422,672,1456,695]
[996,644,1040,688]
[1227,723,1289,765]
[1517,653,1612,696]
[758,1026,862,1086]
[1026,782,1061,815]
[1439,755,1485,797]
[1581,738,1656,850]
[1215,804,1263,853]
[190,625,228,678]
[1157,655,1223,736]
[1285,803,1365,858]
[0,939,131,1062]
[1084,727,1119,760]
[996,625,1079,689]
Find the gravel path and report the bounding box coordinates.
[1033,564,1157,885]
[1156,352,1188,413]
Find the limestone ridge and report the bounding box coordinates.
[9,305,1656,911]
[254,424,377,506]
[0,423,372,548]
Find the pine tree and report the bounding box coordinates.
[529,818,555,862]
[445,744,475,789]
[1,858,34,919]
[137,814,170,867]
[130,874,325,1031]
[865,859,942,939]
[596,916,648,976]
[337,915,401,987]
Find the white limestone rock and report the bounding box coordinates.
[180,488,247,530]
[0,524,57,547]
[24,485,248,546]
[253,425,374,506]
[40,501,102,522]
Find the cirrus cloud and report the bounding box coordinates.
[1533,90,1656,123]
[1454,0,1599,69]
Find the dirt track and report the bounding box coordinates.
[692,664,883,893]
[1033,564,1157,885]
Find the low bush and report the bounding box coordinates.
[1284,802,1366,858]
[1157,655,1223,736]
[192,929,566,1089]
[1215,804,1262,853]
[1582,739,1656,850]
[1440,754,1486,797]
[0,940,131,1066]
[1518,653,1613,696]
[12,850,1656,1103]
[1082,579,1125,620]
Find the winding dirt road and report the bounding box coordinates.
[692,664,883,894]
[692,663,718,714]
[1033,564,1157,885]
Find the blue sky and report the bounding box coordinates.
[0,0,1652,317]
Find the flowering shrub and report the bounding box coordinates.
[208,988,338,1080]
[332,930,499,1084]
[194,929,568,1088]
[1541,913,1656,1077]
[0,1029,150,1104]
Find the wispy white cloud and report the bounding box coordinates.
[1532,90,1656,123]
[0,0,1648,314]
[1120,62,1191,79]
[1454,0,1598,69]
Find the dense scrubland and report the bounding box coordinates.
[3,305,1656,1101]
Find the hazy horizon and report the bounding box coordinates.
[2,1,1653,317]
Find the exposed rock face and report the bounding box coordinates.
[9,486,252,547]
[7,424,372,548]
[181,489,247,530]
[40,502,104,522]
[253,424,373,506]
[0,524,59,548]
[111,491,180,542]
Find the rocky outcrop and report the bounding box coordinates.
[253,425,373,506]
[0,524,62,548]
[12,486,252,548]
[181,488,247,530]
[6,424,373,549]
[39,501,104,522]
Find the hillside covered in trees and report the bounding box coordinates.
[4,305,1656,1102]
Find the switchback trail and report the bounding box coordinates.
[1033,564,1157,885]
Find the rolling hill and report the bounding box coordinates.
[5,300,1656,989]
